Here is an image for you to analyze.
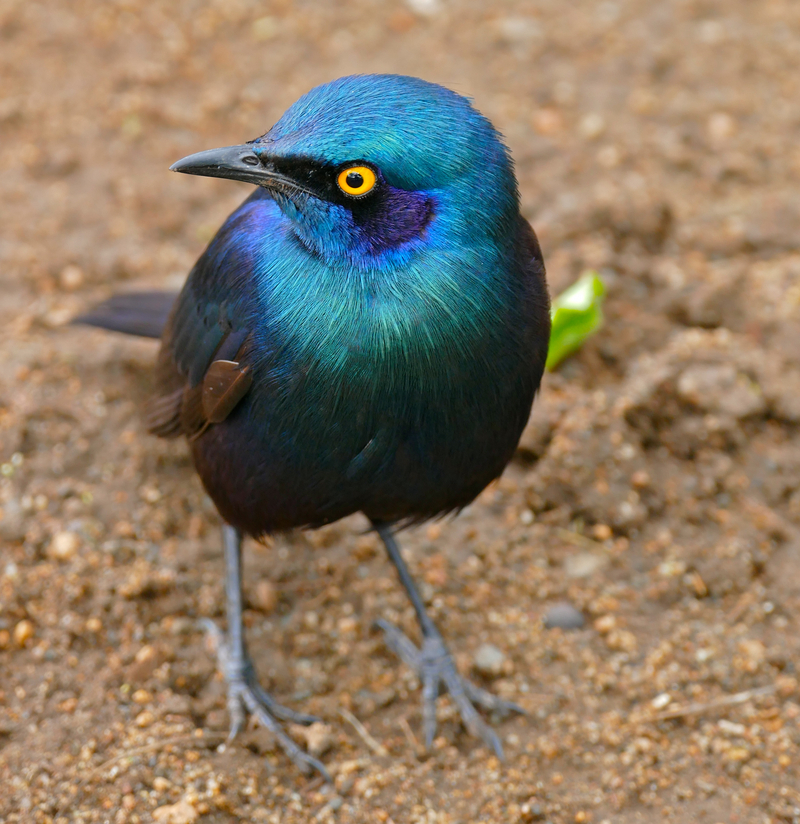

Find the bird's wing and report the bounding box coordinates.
[147,188,271,439]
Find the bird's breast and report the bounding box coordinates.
[183,194,548,534]
[261,250,511,381]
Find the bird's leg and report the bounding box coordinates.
[372,522,524,761]
[200,524,331,780]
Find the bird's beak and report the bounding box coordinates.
[170,144,305,194]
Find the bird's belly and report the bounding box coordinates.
[190,361,533,536]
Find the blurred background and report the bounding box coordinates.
[2,1,800,821]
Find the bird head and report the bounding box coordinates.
[171,75,518,265]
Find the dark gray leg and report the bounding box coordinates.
[201,524,331,780]
[372,522,524,761]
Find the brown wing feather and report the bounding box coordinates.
[145,301,253,439]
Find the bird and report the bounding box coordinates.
[78,74,550,779]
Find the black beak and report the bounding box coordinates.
[170,144,265,183]
[170,144,309,195]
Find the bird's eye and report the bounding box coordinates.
[337,165,377,197]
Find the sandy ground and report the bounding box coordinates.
[2,0,800,821]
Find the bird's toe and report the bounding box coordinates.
[461,678,527,717]
[237,683,331,781]
[246,678,321,725]
[200,618,330,780]
[374,618,424,670]
[376,619,521,761]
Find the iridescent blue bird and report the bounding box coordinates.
[79,74,550,778]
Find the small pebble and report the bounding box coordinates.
[254,580,278,612]
[718,719,746,736]
[42,307,73,327]
[47,531,80,561]
[651,692,672,710]
[59,264,84,290]
[135,710,155,727]
[251,16,279,41]
[168,617,194,636]
[406,0,441,17]
[85,617,102,633]
[707,111,736,144]
[593,614,617,634]
[316,795,343,819]
[724,746,752,763]
[531,108,563,136]
[543,602,585,630]
[520,799,545,821]
[579,112,606,140]
[152,800,198,824]
[473,643,506,677]
[592,523,613,540]
[140,485,162,503]
[337,616,358,633]
[135,644,155,663]
[303,721,334,757]
[14,619,34,647]
[605,629,637,653]
[564,551,607,578]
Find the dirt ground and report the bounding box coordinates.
[2,0,800,821]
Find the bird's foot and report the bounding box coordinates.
[375,619,524,760]
[200,619,331,781]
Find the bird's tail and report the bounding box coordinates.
[74,291,178,339]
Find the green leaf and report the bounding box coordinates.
[546,270,606,371]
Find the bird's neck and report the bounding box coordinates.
[254,219,521,383]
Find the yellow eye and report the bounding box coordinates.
[337,165,377,197]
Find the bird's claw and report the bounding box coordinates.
[374,618,523,761]
[200,619,331,781]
